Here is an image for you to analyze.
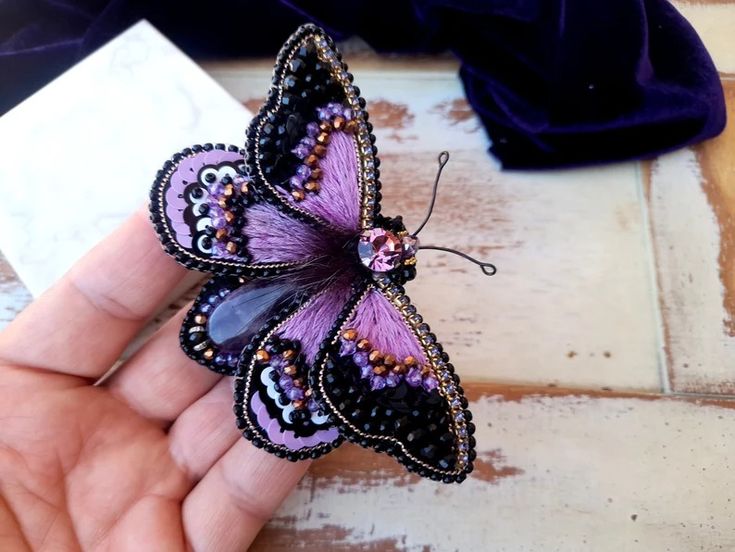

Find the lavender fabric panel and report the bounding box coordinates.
[250,392,339,451]
[287,131,361,232]
[164,149,241,250]
[279,281,354,363]
[242,202,329,263]
[349,289,427,364]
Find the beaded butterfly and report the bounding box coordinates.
[149,24,494,483]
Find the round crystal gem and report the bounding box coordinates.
[357,228,402,272]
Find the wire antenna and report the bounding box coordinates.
[411,151,450,237]
[411,151,497,276]
[418,245,497,276]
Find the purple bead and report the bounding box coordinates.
[279,375,294,391]
[370,375,387,391]
[406,367,423,387]
[207,294,219,305]
[386,373,400,387]
[423,375,439,391]
[306,122,320,137]
[200,303,212,314]
[302,136,316,148]
[226,354,238,367]
[208,182,224,196]
[455,412,466,423]
[214,354,227,366]
[339,338,357,356]
[307,399,320,412]
[292,144,310,158]
[289,175,305,189]
[317,107,330,120]
[330,103,343,116]
[296,164,311,179]
[353,351,369,367]
[287,387,305,401]
[343,108,353,120]
[210,213,227,230]
[360,364,373,379]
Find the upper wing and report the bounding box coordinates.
[244,23,380,234]
[310,276,476,483]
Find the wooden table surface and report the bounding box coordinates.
[2,3,735,549]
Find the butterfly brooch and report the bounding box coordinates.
[149,24,495,483]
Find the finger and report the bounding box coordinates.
[106,307,221,425]
[182,440,309,551]
[0,208,187,380]
[168,378,240,481]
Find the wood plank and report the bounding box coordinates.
[206,64,663,392]
[674,1,735,75]
[646,80,735,393]
[253,382,735,551]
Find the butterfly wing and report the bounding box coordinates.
[244,23,380,234]
[310,276,476,483]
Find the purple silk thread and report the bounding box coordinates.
[350,290,427,363]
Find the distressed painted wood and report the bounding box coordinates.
[252,381,735,551]
[206,62,663,392]
[674,0,735,75]
[646,79,735,394]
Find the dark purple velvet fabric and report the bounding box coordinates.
[0,0,725,169]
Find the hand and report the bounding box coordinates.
[0,210,307,551]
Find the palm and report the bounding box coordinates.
[0,212,307,551]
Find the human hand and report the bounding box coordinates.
[0,210,307,551]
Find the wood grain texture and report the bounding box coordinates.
[252,381,735,552]
[646,80,735,394]
[207,64,664,392]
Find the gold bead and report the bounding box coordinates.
[215,228,228,241]
[305,154,320,168]
[226,241,238,254]
[284,365,297,376]
[310,167,323,180]
[421,365,432,376]
[292,399,306,410]
[313,144,327,157]
[255,349,270,363]
[202,348,214,360]
[341,328,358,341]
[333,116,345,130]
[291,189,305,201]
[240,182,249,194]
[293,378,304,388]
[392,363,407,375]
[224,211,235,223]
[218,198,228,209]
[304,388,313,398]
[404,355,418,367]
[356,339,371,351]
[223,183,235,197]
[344,119,358,133]
[316,132,330,146]
[304,180,320,193]
[372,365,388,376]
[194,314,207,325]
[383,354,396,367]
[283,349,296,361]
[368,350,383,365]
[319,121,332,132]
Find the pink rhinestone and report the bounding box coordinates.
[401,235,419,257]
[358,228,402,272]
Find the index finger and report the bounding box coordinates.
[0,208,187,380]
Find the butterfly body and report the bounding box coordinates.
[150,24,476,483]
